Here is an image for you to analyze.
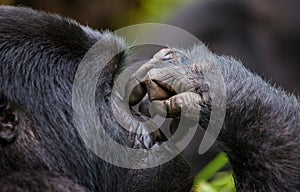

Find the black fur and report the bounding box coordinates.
[216,55,300,191]
[165,45,300,191]
[0,6,192,192]
[0,171,87,192]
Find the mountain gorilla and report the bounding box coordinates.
[0,5,299,192]
[0,6,192,192]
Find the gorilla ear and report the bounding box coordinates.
[0,96,19,144]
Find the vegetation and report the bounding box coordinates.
[193,153,236,192]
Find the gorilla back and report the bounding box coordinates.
[0,6,193,192]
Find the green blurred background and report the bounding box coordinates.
[0,0,193,29]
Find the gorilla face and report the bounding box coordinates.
[0,6,193,192]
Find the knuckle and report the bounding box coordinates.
[153,48,174,61]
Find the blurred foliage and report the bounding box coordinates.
[0,0,195,29]
[126,0,195,25]
[193,153,236,192]
[0,0,13,5]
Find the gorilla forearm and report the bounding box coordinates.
[216,55,300,148]
[215,55,300,190]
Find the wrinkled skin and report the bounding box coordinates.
[129,47,300,191]
[128,48,211,125]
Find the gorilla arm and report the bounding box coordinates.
[128,47,300,191]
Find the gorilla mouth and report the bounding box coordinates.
[112,93,194,192]
[128,96,168,149]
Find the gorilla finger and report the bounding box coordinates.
[146,66,204,95]
[138,95,151,117]
[132,61,157,82]
[126,60,161,106]
[125,66,170,106]
[126,78,147,106]
[152,79,176,94]
[128,67,177,104]
[145,79,173,101]
[150,92,203,121]
[131,48,178,82]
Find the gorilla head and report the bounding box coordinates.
[0,6,193,192]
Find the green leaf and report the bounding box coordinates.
[193,181,217,192]
[194,153,229,182]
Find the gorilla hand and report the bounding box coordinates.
[128,45,300,192]
[127,48,211,125]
